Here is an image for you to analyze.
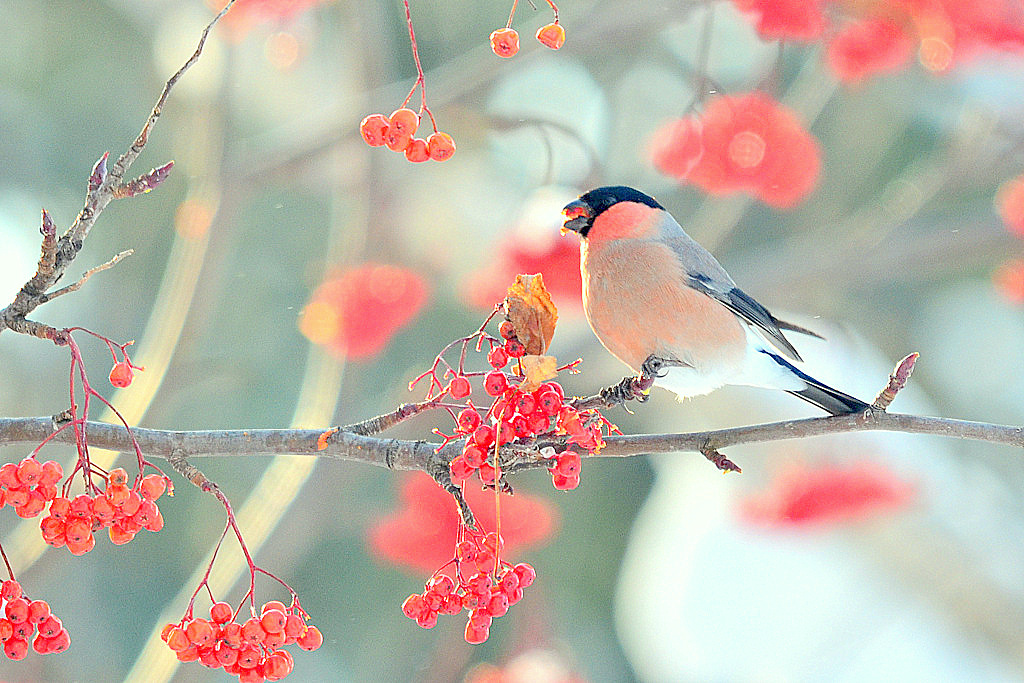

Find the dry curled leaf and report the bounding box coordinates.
[519,354,558,392]
[505,273,558,355]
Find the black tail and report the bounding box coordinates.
[768,353,871,416]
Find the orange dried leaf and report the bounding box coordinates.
[519,355,558,392]
[505,273,558,355]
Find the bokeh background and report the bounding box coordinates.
[2,0,1024,681]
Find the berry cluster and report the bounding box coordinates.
[443,321,604,491]
[649,92,821,209]
[161,600,322,682]
[0,579,69,660]
[39,468,168,555]
[359,109,455,163]
[401,528,536,644]
[0,457,63,519]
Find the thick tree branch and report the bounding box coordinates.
[2,412,1020,475]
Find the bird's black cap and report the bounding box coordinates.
[562,186,664,238]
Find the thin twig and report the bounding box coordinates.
[39,250,133,303]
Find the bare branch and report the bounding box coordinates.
[39,250,133,304]
[0,0,238,338]
[2,412,1020,476]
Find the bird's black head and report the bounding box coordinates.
[561,186,664,238]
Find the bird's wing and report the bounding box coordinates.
[659,214,804,362]
[685,275,803,361]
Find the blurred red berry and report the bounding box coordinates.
[448,376,472,399]
[368,473,556,573]
[742,462,914,527]
[389,108,420,137]
[998,174,1024,238]
[732,0,826,41]
[299,263,429,359]
[404,137,430,163]
[826,17,913,83]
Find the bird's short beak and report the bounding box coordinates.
[561,200,592,236]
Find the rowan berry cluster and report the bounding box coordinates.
[490,0,564,58]
[162,599,322,682]
[0,579,69,660]
[0,457,63,518]
[38,467,169,555]
[359,109,455,163]
[401,527,536,645]
[442,320,606,491]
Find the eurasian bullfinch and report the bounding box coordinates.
[561,185,869,415]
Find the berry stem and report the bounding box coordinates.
[545,0,559,23]
[0,542,14,581]
[506,0,520,29]
[400,0,429,114]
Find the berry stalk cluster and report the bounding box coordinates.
[490,0,565,58]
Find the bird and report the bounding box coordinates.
[560,185,870,415]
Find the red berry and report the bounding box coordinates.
[108,361,134,388]
[140,474,167,501]
[447,376,471,399]
[479,462,496,485]
[402,594,425,620]
[468,608,492,629]
[496,420,516,445]
[487,346,509,369]
[427,132,456,161]
[3,637,28,660]
[487,590,510,617]
[457,408,482,433]
[37,614,62,638]
[241,616,266,644]
[537,390,562,416]
[427,574,455,596]
[472,425,495,448]
[185,618,214,646]
[527,412,551,434]
[48,498,70,520]
[385,129,412,152]
[5,598,29,624]
[48,629,70,653]
[511,415,531,438]
[455,540,477,563]
[237,644,261,668]
[27,600,50,625]
[552,472,580,490]
[38,460,63,486]
[514,393,536,415]
[484,371,509,396]
[464,621,489,644]
[359,113,390,146]
[513,562,536,588]
[389,108,420,137]
[404,138,430,163]
[554,450,582,477]
[539,381,564,399]
[5,487,29,508]
[165,626,191,652]
[297,625,323,651]
[504,338,526,358]
[210,601,233,624]
[449,456,475,484]
[108,467,129,486]
[264,650,294,681]
[498,570,520,594]
[105,483,130,507]
[261,609,287,634]
[91,495,115,523]
[261,600,287,616]
[0,463,21,488]
[499,321,516,340]
[15,458,42,486]
[490,27,520,58]
[536,22,566,49]
[284,613,305,640]
[0,619,11,642]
